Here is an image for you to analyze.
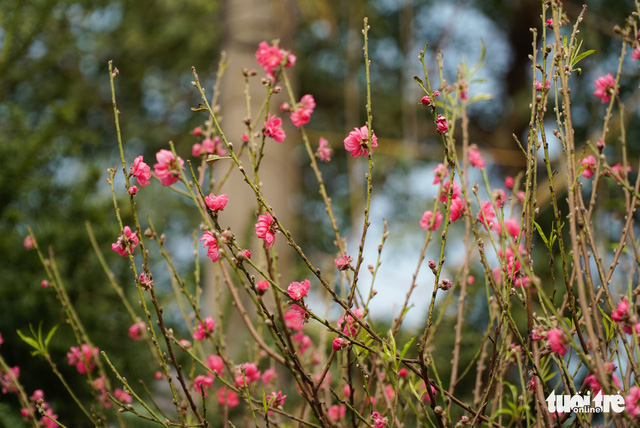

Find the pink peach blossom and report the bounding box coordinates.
[493,189,507,206]
[546,328,567,356]
[201,138,215,154]
[153,149,184,186]
[207,355,224,376]
[128,321,146,341]
[217,387,240,408]
[449,197,466,222]
[439,180,460,202]
[111,226,139,256]
[477,201,497,231]
[469,147,485,168]
[334,253,352,271]
[235,362,261,387]
[255,212,278,248]
[200,231,220,262]
[435,115,448,133]
[23,236,35,249]
[594,73,618,103]
[612,300,630,324]
[255,41,284,70]
[288,279,310,300]
[139,272,153,290]
[581,155,597,179]
[290,94,315,127]
[264,114,286,143]
[292,331,312,355]
[328,404,346,420]
[300,94,315,111]
[505,176,515,189]
[344,126,378,158]
[266,391,286,413]
[193,375,214,397]
[372,412,388,428]
[262,368,276,384]
[420,210,443,231]
[611,163,631,182]
[338,308,364,337]
[316,137,333,162]
[626,386,640,418]
[255,41,296,79]
[67,344,99,374]
[114,388,133,403]
[504,219,520,238]
[1,366,19,394]
[131,156,151,187]
[432,163,449,184]
[290,108,311,127]
[204,193,228,212]
[284,304,308,330]
[193,316,215,341]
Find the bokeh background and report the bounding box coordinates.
[1,0,639,425]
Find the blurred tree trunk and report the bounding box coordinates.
[205,0,299,346]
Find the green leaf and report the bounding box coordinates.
[467,94,492,103]
[572,49,596,67]
[388,331,397,356]
[491,408,514,419]
[44,325,58,349]
[408,380,421,401]
[413,76,427,93]
[533,221,549,247]
[598,306,614,341]
[399,338,414,361]
[205,154,232,165]
[190,103,207,112]
[16,329,40,352]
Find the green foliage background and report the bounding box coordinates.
[1,0,638,425]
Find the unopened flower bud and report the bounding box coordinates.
[439,279,452,291]
[332,337,348,351]
[428,260,437,274]
[221,229,233,244]
[256,280,269,296]
[238,249,251,260]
